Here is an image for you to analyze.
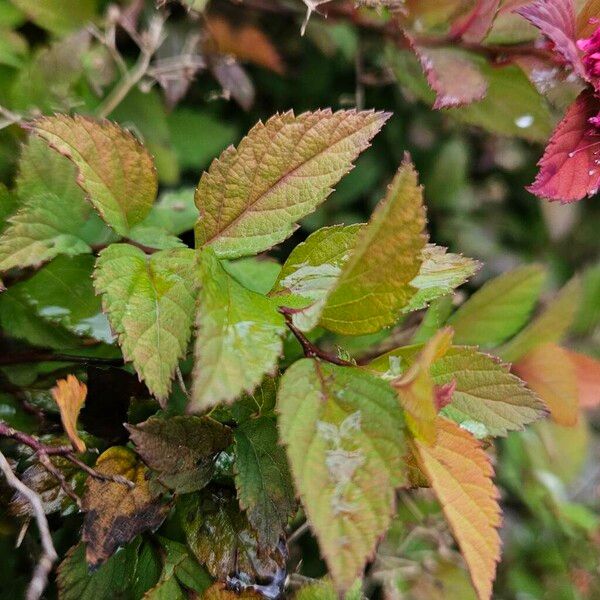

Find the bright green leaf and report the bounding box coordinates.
[10,0,98,35]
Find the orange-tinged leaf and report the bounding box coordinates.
[513,343,579,426]
[413,418,501,600]
[564,348,600,409]
[51,375,87,453]
[393,328,454,444]
[577,0,600,38]
[205,15,285,74]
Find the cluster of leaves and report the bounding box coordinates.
[0,106,599,600]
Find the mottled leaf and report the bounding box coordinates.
[195,110,389,258]
[320,160,427,335]
[29,115,157,235]
[404,245,480,312]
[278,359,407,593]
[190,248,285,412]
[528,90,600,202]
[52,375,87,453]
[448,264,546,347]
[513,343,579,426]
[127,415,232,493]
[413,418,501,600]
[234,415,296,545]
[94,245,198,402]
[501,276,581,362]
[82,447,168,567]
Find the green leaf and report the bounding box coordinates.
[294,578,364,600]
[404,245,480,312]
[224,256,282,295]
[195,109,389,258]
[29,115,157,236]
[320,160,427,335]
[448,265,546,347]
[278,359,407,593]
[500,277,582,362]
[13,255,111,342]
[0,183,17,232]
[137,188,199,236]
[234,415,296,545]
[127,415,232,493]
[371,345,547,438]
[190,248,286,412]
[10,0,98,35]
[0,138,108,272]
[57,539,156,600]
[94,245,198,403]
[273,224,362,331]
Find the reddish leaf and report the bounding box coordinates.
[528,90,600,202]
[577,0,600,39]
[516,0,586,78]
[411,42,488,109]
[565,349,600,408]
[451,0,501,43]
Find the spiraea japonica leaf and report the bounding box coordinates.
[371,345,547,438]
[190,248,286,413]
[277,359,407,593]
[94,244,198,403]
[412,418,501,600]
[448,264,546,347]
[527,90,600,202]
[127,415,232,493]
[0,137,108,272]
[82,447,168,568]
[194,109,389,259]
[320,159,427,335]
[28,114,157,235]
[234,415,296,546]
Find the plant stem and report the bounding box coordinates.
[0,352,124,367]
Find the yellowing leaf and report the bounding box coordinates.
[320,159,427,335]
[29,115,157,236]
[94,245,198,403]
[202,583,262,600]
[513,343,579,427]
[51,375,87,453]
[413,418,501,600]
[190,248,286,413]
[392,328,453,444]
[565,349,600,409]
[278,359,407,593]
[501,276,582,362]
[448,264,546,347]
[195,109,389,258]
[82,447,168,567]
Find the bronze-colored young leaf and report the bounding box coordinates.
[195,109,389,259]
[51,374,87,453]
[413,418,501,600]
[320,159,427,335]
[28,115,157,235]
[127,415,232,493]
[82,447,168,568]
[278,359,407,593]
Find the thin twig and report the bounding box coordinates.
[175,366,191,401]
[37,453,81,508]
[287,520,310,545]
[65,453,135,488]
[0,351,123,367]
[0,450,58,600]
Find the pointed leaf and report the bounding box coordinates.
[94,245,198,403]
[513,343,579,426]
[451,0,501,43]
[392,328,453,444]
[82,447,168,568]
[501,276,581,361]
[190,248,286,412]
[413,418,501,600]
[404,245,480,313]
[278,359,407,593]
[516,0,585,77]
[194,109,389,258]
[234,415,296,546]
[52,375,87,453]
[528,90,600,202]
[448,264,546,347]
[28,115,157,235]
[127,416,232,493]
[320,160,427,335]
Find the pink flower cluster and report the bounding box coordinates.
[578,22,600,129]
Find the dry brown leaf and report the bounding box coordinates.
[51,375,87,453]
[413,418,501,600]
